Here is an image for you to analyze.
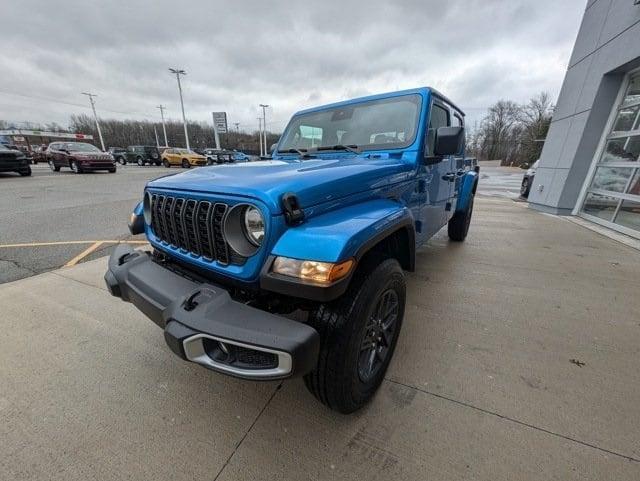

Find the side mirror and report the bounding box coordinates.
[270,143,278,154]
[434,126,465,157]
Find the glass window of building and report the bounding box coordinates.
[580,71,640,238]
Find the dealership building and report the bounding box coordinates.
[528,0,640,239]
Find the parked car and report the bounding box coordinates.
[202,148,234,165]
[118,145,161,166]
[0,143,31,176]
[521,159,539,198]
[233,151,250,162]
[46,142,116,173]
[108,147,128,164]
[105,87,478,413]
[31,145,48,164]
[161,148,207,168]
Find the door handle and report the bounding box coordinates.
[441,173,456,182]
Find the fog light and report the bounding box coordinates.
[272,257,354,284]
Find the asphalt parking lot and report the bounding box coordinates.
[1,192,639,480]
[0,163,168,284]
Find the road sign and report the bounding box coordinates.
[212,112,228,134]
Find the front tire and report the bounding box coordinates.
[19,167,32,176]
[136,156,145,166]
[181,159,190,168]
[162,159,171,168]
[520,178,530,198]
[448,194,474,242]
[304,258,406,413]
[70,160,82,174]
[117,156,126,165]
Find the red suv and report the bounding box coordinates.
[47,142,116,174]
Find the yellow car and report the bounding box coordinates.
[161,148,207,168]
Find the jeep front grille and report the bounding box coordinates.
[150,194,245,265]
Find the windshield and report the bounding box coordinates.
[0,144,10,151]
[278,94,422,153]
[65,143,101,152]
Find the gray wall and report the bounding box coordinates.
[528,0,640,215]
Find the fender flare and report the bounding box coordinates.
[262,199,416,302]
[456,171,479,213]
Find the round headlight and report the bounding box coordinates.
[143,191,152,225]
[244,206,265,246]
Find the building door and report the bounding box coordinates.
[579,71,640,238]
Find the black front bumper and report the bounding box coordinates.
[104,244,319,380]
[0,160,29,172]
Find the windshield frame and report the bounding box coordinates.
[277,93,424,156]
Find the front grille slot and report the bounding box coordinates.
[150,194,243,266]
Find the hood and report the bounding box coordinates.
[148,155,416,214]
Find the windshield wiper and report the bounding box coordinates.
[279,148,315,159]
[315,144,360,154]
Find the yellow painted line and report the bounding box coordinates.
[0,240,148,249]
[64,242,104,267]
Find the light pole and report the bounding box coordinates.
[157,104,168,147]
[260,104,269,156]
[81,92,105,151]
[169,68,189,150]
[257,117,263,156]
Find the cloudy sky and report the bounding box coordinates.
[1,0,586,134]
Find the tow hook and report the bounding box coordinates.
[183,291,201,311]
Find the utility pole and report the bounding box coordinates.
[157,105,168,147]
[81,92,105,151]
[259,104,269,156]
[169,68,189,150]
[257,117,263,156]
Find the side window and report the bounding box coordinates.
[454,113,464,128]
[426,104,450,156]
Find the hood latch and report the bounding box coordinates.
[281,192,305,226]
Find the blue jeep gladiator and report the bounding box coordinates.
[105,87,479,413]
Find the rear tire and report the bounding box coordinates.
[19,167,32,177]
[117,157,127,165]
[304,258,406,413]
[108,168,116,173]
[181,159,190,168]
[163,159,171,168]
[520,178,530,198]
[136,156,145,166]
[448,194,474,242]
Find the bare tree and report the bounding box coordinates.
[469,93,553,166]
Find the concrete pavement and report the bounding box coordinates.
[1,197,639,480]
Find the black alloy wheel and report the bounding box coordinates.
[357,289,400,383]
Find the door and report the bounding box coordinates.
[126,146,135,162]
[417,101,453,241]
